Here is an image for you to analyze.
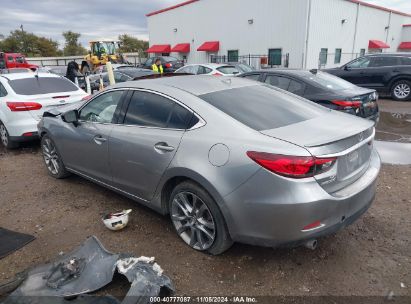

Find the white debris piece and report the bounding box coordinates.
[152,263,164,276]
[400,282,406,288]
[116,256,155,273]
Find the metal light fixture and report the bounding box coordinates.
[341,19,347,24]
[248,19,254,25]
[173,28,177,32]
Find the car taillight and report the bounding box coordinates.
[6,102,42,112]
[246,151,336,178]
[331,100,361,109]
[165,63,172,68]
[212,72,223,76]
[81,95,92,101]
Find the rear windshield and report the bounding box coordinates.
[216,66,240,75]
[162,56,179,62]
[199,85,325,131]
[305,71,356,90]
[9,77,79,95]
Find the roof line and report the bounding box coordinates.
[346,0,411,17]
[146,0,199,17]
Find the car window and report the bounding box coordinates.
[265,75,291,90]
[7,56,13,62]
[145,58,153,66]
[124,91,190,129]
[161,56,178,62]
[306,71,356,90]
[0,83,7,97]
[242,74,260,81]
[236,63,254,73]
[400,57,411,65]
[16,57,25,64]
[216,66,240,75]
[346,57,370,68]
[8,77,79,95]
[79,90,124,123]
[178,65,197,74]
[288,80,305,95]
[120,75,129,82]
[199,85,324,131]
[369,56,399,67]
[198,66,212,74]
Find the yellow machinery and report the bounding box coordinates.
[84,40,124,70]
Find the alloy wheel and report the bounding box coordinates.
[171,191,216,250]
[394,83,411,99]
[42,138,60,175]
[0,124,8,147]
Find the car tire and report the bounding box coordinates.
[40,135,71,179]
[391,80,411,101]
[169,181,233,255]
[0,122,19,149]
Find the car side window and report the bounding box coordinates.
[7,56,14,62]
[0,83,7,97]
[79,90,124,123]
[145,58,153,66]
[369,56,399,67]
[346,57,370,68]
[265,75,291,90]
[124,91,192,129]
[198,66,212,74]
[288,80,305,96]
[242,74,260,81]
[401,57,411,65]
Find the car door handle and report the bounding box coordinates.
[94,135,107,144]
[154,142,175,152]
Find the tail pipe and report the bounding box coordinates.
[304,239,318,250]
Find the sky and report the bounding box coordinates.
[0,0,410,48]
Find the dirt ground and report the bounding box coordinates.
[0,99,410,300]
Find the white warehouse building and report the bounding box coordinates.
[146,0,411,69]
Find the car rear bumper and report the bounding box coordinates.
[222,148,381,248]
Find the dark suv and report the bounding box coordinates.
[324,53,411,101]
[140,56,184,73]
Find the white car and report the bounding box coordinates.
[0,72,89,148]
[175,63,240,76]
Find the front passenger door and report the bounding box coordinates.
[109,90,193,201]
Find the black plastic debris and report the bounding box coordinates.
[0,236,174,304]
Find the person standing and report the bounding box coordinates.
[151,58,164,74]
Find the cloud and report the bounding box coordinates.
[364,0,411,13]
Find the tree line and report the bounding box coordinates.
[0,29,149,57]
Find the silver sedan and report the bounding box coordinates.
[38,76,380,254]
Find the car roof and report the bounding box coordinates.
[0,72,61,81]
[112,75,259,96]
[245,68,314,77]
[184,63,235,68]
[364,52,411,57]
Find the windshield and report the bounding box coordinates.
[161,56,179,62]
[305,71,357,90]
[9,77,79,95]
[216,66,240,75]
[93,42,118,55]
[199,85,325,131]
[236,63,255,73]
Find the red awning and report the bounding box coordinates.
[398,42,411,50]
[171,43,190,53]
[145,44,171,53]
[368,40,390,49]
[197,41,219,52]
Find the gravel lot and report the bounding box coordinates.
[0,99,410,300]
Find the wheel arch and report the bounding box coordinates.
[388,75,411,92]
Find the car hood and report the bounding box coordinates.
[260,110,374,148]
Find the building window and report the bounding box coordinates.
[227,50,239,62]
[334,49,342,64]
[319,48,328,65]
[360,49,366,57]
[268,49,282,66]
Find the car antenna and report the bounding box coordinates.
[309,69,318,75]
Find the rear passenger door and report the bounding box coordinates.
[363,56,401,89]
[109,90,194,201]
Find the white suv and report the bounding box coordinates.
[0,72,88,148]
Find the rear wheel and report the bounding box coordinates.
[41,135,70,179]
[0,122,18,149]
[169,181,233,255]
[391,80,411,101]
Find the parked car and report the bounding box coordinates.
[227,62,255,74]
[140,56,184,73]
[175,63,240,76]
[90,68,156,88]
[0,68,33,74]
[0,72,88,148]
[239,69,379,121]
[324,53,411,101]
[0,52,38,71]
[38,76,380,254]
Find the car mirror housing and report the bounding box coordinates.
[343,65,350,71]
[62,109,79,124]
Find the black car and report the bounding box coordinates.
[140,56,184,73]
[324,53,411,101]
[239,69,379,121]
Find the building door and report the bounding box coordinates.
[227,50,239,62]
[268,49,282,66]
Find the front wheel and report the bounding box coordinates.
[391,80,411,101]
[169,181,233,255]
[41,135,70,179]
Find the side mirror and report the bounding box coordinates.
[344,65,350,71]
[62,109,79,124]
